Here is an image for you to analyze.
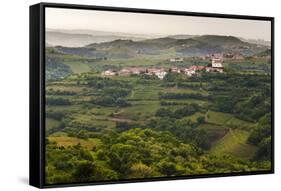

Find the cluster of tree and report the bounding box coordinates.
[206,73,271,122]
[140,74,159,80]
[159,92,207,100]
[46,110,65,120]
[161,82,202,89]
[46,57,72,80]
[235,94,271,122]
[147,118,209,149]
[155,104,200,119]
[46,89,76,96]
[101,88,130,99]
[248,113,272,161]
[160,101,193,106]
[46,128,268,184]
[90,96,130,107]
[45,142,118,184]
[46,97,71,106]
[163,73,184,82]
[88,86,131,107]
[87,76,131,89]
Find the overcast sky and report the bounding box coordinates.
[46,7,271,41]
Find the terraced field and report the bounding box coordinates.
[48,134,102,150]
[210,129,257,159]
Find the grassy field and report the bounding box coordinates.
[46,118,60,131]
[210,129,257,159]
[48,135,102,150]
[206,111,233,125]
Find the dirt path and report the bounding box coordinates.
[107,117,134,123]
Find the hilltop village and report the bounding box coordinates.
[102,56,224,79]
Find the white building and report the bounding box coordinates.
[183,68,196,76]
[118,68,131,76]
[102,70,116,76]
[206,57,224,73]
[170,57,184,62]
[171,67,181,73]
[155,71,167,80]
[211,58,223,68]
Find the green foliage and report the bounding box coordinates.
[248,113,272,161]
[248,113,271,145]
[197,116,205,124]
[164,72,184,82]
[148,118,210,149]
[155,104,200,119]
[45,53,272,184]
[129,163,157,178]
[255,137,271,161]
[160,92,207,100]
[46,97,71,106]
[46,57,72,80]
[71,161,95,182]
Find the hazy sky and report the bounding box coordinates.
[46,7,271,41]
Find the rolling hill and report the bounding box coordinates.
[52,35,269,59]
[46,29,150,47]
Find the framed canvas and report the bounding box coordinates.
[30,2,274,188]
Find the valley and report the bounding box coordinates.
[45,34,272,184]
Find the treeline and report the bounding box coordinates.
[207,74,271,122]
[46,57,72,80]
[46,89,76,96]
[147,118,209,149]
[90,87,131,107]
[46,97,71,106]
[248,113,272,161]
[46,128,265,184]
[159,92,208,100]
[155,104,201,119]
[86,76,131,89]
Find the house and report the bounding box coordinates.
[183,68,196,76]
[155,71,167,80]
[147,68,167,79]
[131,67,146,75]
[118,68,131,76]
[118,67,147,76]
[170,67,181,73]
[207,57,224,73]
[102,70,117,76]
[211,58,223,68]
[205,67,222,73]
[189,66,206,71]
[170,57,184,62]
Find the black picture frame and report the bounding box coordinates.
[30,2,275,189]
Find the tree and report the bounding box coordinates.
[72,161,94,182]
[196,116,205,124]
[155,108,173,118]
[129,163,155,178]
[248,113,271,145]
[255,136,271,161]
[157,159,177,176]
[116,98,130,107]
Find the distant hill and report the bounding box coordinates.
[46,29,157,47]
[167,34,198,39]
[239,37,271,46]
[254,49,271,57]
[194,35,243,45]
[48,29,159,39]
[49,35,269,59]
